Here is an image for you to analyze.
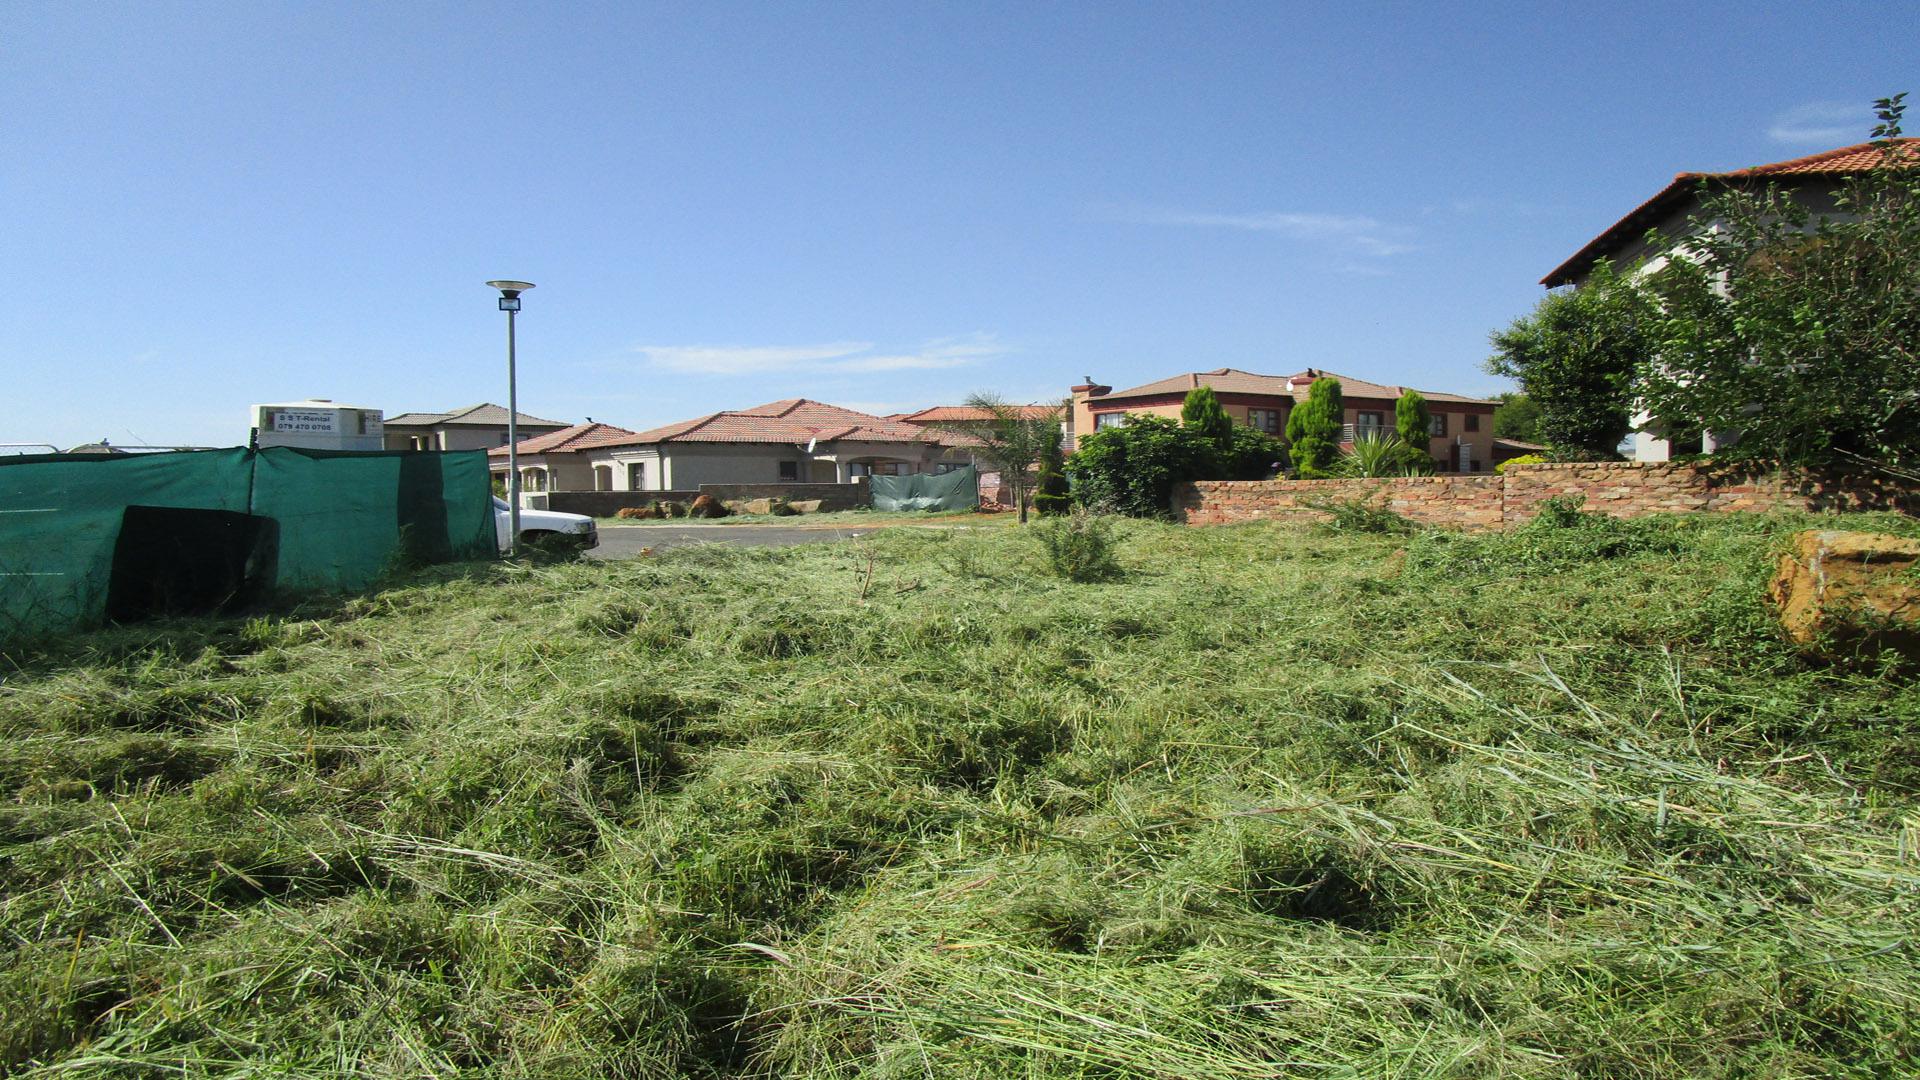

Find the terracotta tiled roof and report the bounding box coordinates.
[1542,138,1920,286]
[895,404,1062,423]
[387,403,569,428]
[597,399,954,448]
[1093,368,1494,406]
[488,422,642,457]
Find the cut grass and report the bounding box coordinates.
[597,509,1015,529]
[2,509,1918,1076]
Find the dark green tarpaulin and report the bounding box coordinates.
[250,448,495,591]
[0,447,495,638]
[0,449,254,637]
[870,466,979,511]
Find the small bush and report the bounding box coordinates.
[1035,509,1123,582]
[1495,453,1547,474]
[1300,494,1414,534]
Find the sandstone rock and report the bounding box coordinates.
[688,494,727,519]
[769,499,797,516]
[738,497,775,515]
[1770,530,1920,659]
[788,499,823,514]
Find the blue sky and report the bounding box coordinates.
[7,1,1908,449]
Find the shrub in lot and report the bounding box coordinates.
[1065,415,1210,518]
[1035,508,1123,582]
[1300,492,1414,534]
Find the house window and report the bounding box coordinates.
[1465,414,1480,432]
[499,432,511,445]
[934,461,966,474]
[627,462,645,490]
[520,468,546,492]
[779,461,799,481]
[1093,412,1126,430]
[1429,414,1448,438]
[1247,408,1282,434]
[1354,411,1385,437]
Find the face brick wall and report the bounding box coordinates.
[1175,462,1918,530]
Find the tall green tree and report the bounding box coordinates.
[1393,390,1436,473]
[1485,260,1654,460]
[1637,98,1920,468]
[1491,392,1544,443]
[946,394,1064,524]
[1180,386,1235,448]
[1284,377,1343,478]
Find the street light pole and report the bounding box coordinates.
[486,280,536,555]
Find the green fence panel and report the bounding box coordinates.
[249,447,495,591]
[870,466,979,511]
[0,449,255,636]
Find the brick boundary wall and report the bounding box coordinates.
[1174,462,1920,531]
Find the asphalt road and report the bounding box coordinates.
[586,523,878,559]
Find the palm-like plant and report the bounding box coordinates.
[1337,432,1429,477]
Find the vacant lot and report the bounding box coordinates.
[3,510,1918,1077]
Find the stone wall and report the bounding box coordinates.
[1174,462,1918,531]
[1177,476,1504,529]
[542,491,700,517]
[701,481,870,512]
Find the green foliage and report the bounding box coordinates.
[1064,415,1209,518]
[1034,508,1124,582]
[1394,389,1430,448]
[1637,125,1920,468]
[1492,392,1544,442]
[1298,493,1414,534]
[1486,260,1654,459]
[948,394,1065,523]
[1494,452,1547,474]
[1335,432,1426,477]
[3,511,1920,1075]
[1217,424,1287,480]
[1179,386,1234,448]
[1034,413,1070,516]
[1284,377,1343,478]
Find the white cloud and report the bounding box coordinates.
[1102,204,1416,256]
[1768,101,1870,145]
[633,340,873,375]
[632,334,1006,377]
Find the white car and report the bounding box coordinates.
[493,497,598,552]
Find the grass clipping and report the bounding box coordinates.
[2,509,1919,1077]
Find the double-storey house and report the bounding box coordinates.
[1070,368,1497,472]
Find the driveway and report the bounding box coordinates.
[586,523,878,559]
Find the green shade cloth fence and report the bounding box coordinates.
[869,466,979,511]
[0,447,495,638]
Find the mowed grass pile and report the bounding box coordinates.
[4,509,1919,1077]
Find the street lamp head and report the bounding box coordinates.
[487,280,535,310]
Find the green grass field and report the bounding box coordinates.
[3,509,1918,1077]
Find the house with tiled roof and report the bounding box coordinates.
[1071,368,1498,472]
[577,399,971,490]
[1542,138,1918,461]
[1543,139,1919,289]
[486,422,642,493]
[382,402,570,452]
